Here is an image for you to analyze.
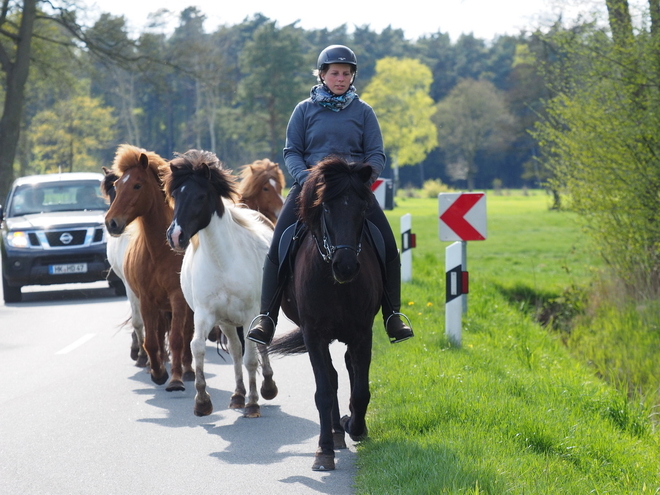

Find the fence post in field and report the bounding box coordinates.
[400,213,415,283]
[439,192,488,347]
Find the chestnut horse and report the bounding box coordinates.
[164,149,278,418]
[105,144,194,391]
[101,167,146,367]
[238,158,285,225]
[269,157,382,471]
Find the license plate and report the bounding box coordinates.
[49,263,88,275]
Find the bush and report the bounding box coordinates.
[420,178,453,198]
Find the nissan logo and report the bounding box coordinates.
[59,232,73,244]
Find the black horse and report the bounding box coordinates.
[270,156,383,471]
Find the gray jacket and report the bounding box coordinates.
[283,96,386,185]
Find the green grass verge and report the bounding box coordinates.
[353,191,659,494]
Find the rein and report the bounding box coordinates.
[312,202,364,263]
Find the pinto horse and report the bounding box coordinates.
[164,149,278,418]
[105,144,194,391]
[269,156,383,471]
[238,158,285,225]
[101,167,147,368]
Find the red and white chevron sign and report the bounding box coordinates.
[438,192,487,241]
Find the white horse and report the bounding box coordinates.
[163,150,278,417]
[102,168,147,367]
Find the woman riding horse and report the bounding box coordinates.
[247,44,414,346]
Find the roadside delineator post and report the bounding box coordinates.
[439,192,487,346]
[400,213,416,282]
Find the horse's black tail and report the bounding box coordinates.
[268,328,307,356]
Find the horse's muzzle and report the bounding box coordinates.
[331,250,361,284]
[106,218,126,237]
[167,223,189,252]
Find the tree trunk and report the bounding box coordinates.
[0,0,37,200]
[606,0,634,47]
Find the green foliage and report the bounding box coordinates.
[534,23,660,299]
[355,195,660,494]
[29,91,117,174]
[239,21,307,159]
[420,178,453,198]
[434,78,517,190]
[362,57,438,169]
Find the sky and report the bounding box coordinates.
[80,0,644,42]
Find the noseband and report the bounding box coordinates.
[313,202,364,263]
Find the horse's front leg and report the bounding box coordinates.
[257,343,278,401]
[223,326,247,410]
[243,333,262,418]
[306,338,338,471]
[340,335,372,442]
[192,311,216,416]
[140,304,167,386]
[128,288,148,367]
[166,292,192,392]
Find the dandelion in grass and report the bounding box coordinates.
[408,301,415,306]
[427,302,433,307]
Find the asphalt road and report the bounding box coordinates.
[0,282,357,495]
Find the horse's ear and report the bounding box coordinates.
[102,166,111,176]
[139,153,149,169]
[358,165,373,184]
[203,163,212,179]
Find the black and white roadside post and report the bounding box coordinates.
[400,213,416,282]
[439,192,487,346]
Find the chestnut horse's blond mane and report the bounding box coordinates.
[111,143,169,178]
[238,158,285,199]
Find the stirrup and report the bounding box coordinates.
[247,313,276,345]
[385,312,414,344]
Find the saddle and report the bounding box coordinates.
[277,219,386,278]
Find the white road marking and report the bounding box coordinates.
[56,333,96,355]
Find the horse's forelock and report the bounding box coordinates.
[112,144,166,178]
[299,157,373,227]
[239,159,284,198]
[166,150,238,203]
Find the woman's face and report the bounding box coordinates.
[321,63,354,95]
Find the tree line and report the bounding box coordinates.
[1,2,566,200]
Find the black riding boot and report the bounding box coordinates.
[382,255,414,344]
[247,255,283,345]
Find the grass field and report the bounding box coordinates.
[353,191,659,494]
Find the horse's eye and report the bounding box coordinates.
[263,186,269,192]
[134,184,141,190]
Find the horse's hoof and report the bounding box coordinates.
[151,370,169,386]
[333,432,347,450]
[194,400,213,417]
[341,415,368,442]
[243,404,261,418]
[166,379,185,392]
[260,380,278,400]
[135,354,148,368]
[229,394,245,409]
[130,347,139,361]
[183,370,195,382]
[312,450,335,471]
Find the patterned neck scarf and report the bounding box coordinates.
[310,83,358,112]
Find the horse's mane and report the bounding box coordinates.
[111,144,169,181]
[298,156,373,227]
[238,159,285,199]
[164,149,239,214]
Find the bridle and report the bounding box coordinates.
[313,202,364,264]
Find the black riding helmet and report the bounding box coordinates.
[317,45,358,82]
